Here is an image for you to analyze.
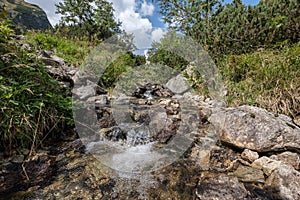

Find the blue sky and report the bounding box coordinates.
[24,0,260,52]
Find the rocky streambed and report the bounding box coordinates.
[1,50,300,200]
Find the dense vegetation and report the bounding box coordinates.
[154,0,300,55]
[0,0,299,154]
[55,0,121,41]
[0,20,73,154]
[150,0,299,118]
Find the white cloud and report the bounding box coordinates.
[108,0,157,52]
[25,0,165,53]
[140,0,155,16]
[151,28,166,43]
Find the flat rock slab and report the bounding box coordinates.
[196,174,248,199]
[211,105,300,152]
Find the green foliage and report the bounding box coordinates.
[26,32,90,66]
[0,20,14,43]
[0,29,73,154]
[218,42,300,117]
[55,0,121,41]
[148,48,188,72]
[100,52,146,88]
[156,0,300,55]
[147,31,190,71]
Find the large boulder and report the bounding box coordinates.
[210,105,300,152]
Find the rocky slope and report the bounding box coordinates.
[1,41,300,199]
[2,0,52,30]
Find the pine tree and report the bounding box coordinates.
[56,0,121,40]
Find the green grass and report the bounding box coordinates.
[26,31,91,67]
[217,42,300,117]
[0,27,74,154]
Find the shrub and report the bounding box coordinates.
[0,30,73,154]
[218,42,300,117]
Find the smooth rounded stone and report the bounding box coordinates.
[166,74,191,94]
[270,152,300,170]
[196,174,248,199]
[265,164,300,200]
[241,149,259,163]
[211,105,300,152]
[251,156,282,176]
[232,165,265,183]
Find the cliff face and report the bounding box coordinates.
[3,0,52,30]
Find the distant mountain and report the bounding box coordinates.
[2,0,52,30]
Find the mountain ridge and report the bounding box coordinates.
[2,0,52,30]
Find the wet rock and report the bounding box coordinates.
[213,105,300,152]
[196,174,248,200]
[241,149,259,163]
[152,84,174,98]
[153,118,179,144]
[270,152,300,170]
[265,164,300,200]
[97,107,116,128]
[0,154,54,196]
[232,165,265,183]
[22,153,111,200]
[100,127,126,141]
[166,74,191,94]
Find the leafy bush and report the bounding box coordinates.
[0,20,14,43]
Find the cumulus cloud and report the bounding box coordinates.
[140,0,155,16]
[151,28,166,43]
[108,0,159,53]
[25,0,166,53]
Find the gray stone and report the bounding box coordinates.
[86,95,108,105]
[166,74,191,94]
[251,156,282,176]
[241,149,259,163]
[270,152,300,170]
[211,105,300,152]
[232,165,265,183]
[72,81,97,100]
[265,164,300,200]
[196,174,248,200]
[41,56,66,67]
